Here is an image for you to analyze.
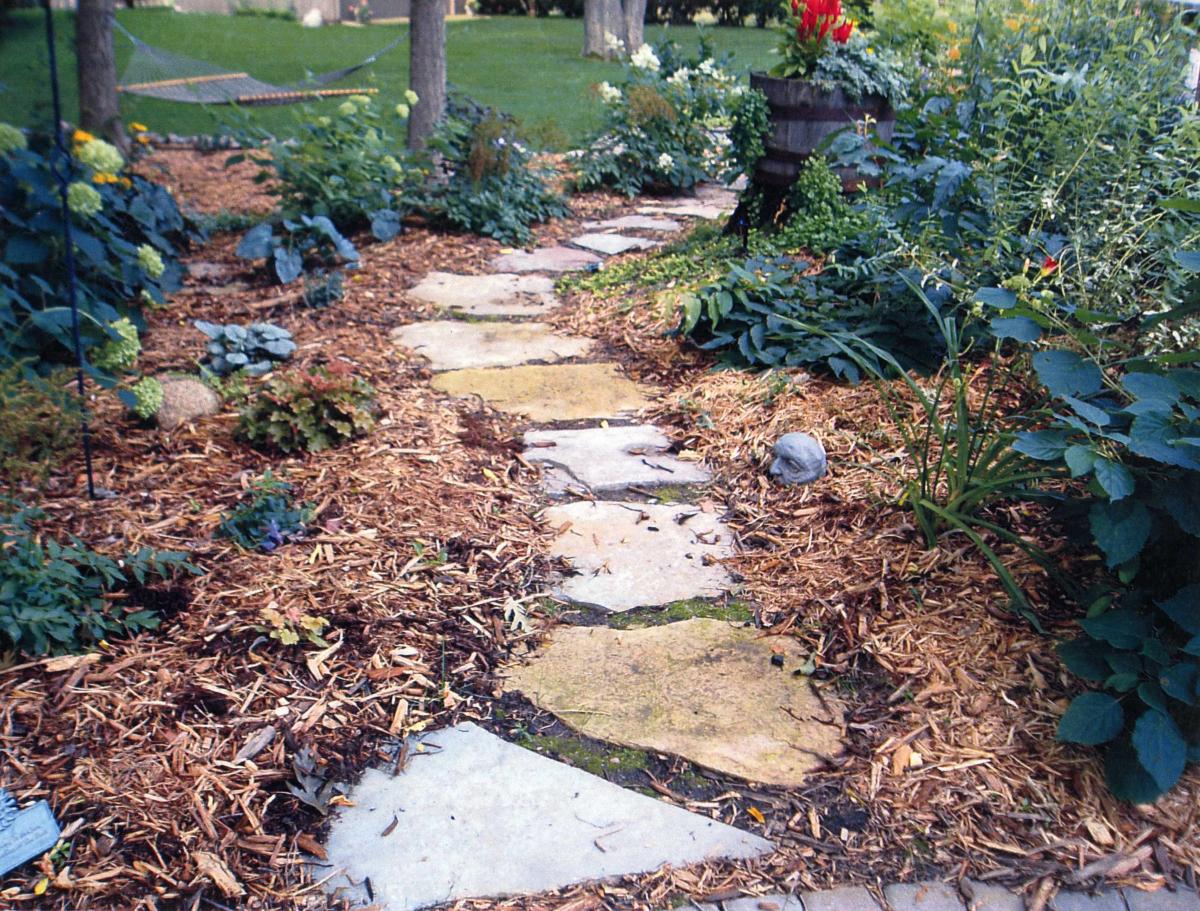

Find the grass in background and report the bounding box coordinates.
[0,10,775,147]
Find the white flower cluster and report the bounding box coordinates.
[597,81,622,104]
[604,31,626,55]
[657,152,674,170]
[666,67,691,86]
[631,44,660,72]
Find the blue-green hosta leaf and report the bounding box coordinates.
[236,222,274,260]
[1132,710,1187,792]
[1123,373,1180,408]
[1158,476,1200,535]
[1184,635,1200,656]
[1172,248,1200,268]
[974,287,1017,310]
[1034,350,1104,399]
[1065,396,1111,426]
[1088,499,1151,568]
[1057,691,1124,745]
[371,209,403,242]
[989,316,1042,341]
[1156,584,1200,634]
[1138,681,1168,714]
[1159,663,1198,705]
[1093,458,1134,501]
[1057,638,1113,681]
[273,247,303,285]
[1013,429,1071,461]
[1129,412,1200,470]
[1064,445,1096,478]
[1080,608,1150,650]
[1105,738,1164,803]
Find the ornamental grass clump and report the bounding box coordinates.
[238,363,376,453]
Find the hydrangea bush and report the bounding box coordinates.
[0,126,196,374]
[575,39,770,196]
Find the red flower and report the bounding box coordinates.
[791,0,799,13]
[832,19,854,43]
[1041,254,1059,274]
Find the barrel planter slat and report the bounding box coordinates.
[749,73,894,192]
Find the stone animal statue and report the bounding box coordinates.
[769,432,827,485]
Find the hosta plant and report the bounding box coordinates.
[217,469,311,552]
[195,320,296,376]
[238,363,376,453]
[235,216,359,286]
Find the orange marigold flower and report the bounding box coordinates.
[947,45,961,61]
[72,128,95,144]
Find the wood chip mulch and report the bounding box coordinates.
[1,149,1196,910]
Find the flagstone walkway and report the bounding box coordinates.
[318,187,1200,911]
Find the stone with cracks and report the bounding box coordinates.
[504,619,844,787]
[406,271,560,317]
[570,233,661,256]
[583,215,683,232]
[431,364,650,422]
[155,376,221,431]
[321,722,772,911]
[490,246,601,273]
[391,322,591,371]
[524,425,709,495]
[542,500,734,611]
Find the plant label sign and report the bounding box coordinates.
[0,789,61,877]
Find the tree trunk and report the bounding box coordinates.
[407,0,446,151]
[621,0,646,54]
[582,0,612,58]
[76,0,128,154]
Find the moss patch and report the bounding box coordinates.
[609,598,752,630]
[514,730,651,779]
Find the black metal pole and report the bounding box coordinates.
[42,0,98,500]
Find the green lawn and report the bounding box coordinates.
[0,10,775,147]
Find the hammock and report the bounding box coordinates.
[114,20,405,106]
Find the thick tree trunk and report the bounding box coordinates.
[76,0,128,154]
[407,0,446,151]
[621,0,646,54]
[582,0,612,58]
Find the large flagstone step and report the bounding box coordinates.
[392,321,592,371]
[407,271,561,317]
[430,363,651,422]
[321,722,772,911]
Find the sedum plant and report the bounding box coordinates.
[238,363,376,453]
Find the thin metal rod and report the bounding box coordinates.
[42,0,97,500]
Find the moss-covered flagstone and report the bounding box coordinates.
[431,363,651,422]
[503,618,845,787]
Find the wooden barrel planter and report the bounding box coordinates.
[749,73,894,194]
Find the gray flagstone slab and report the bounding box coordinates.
[524,424,709,495]
[583,215,684,233]
[490,246,602,273]
[543,500,734,611]
[637,202,731,219]
[570,233,662,256]
[321,722,772,911]
[431,363,651,422]
[406,271,560,317]
[391,321,592,371]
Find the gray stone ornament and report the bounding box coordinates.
[769,432,827,485]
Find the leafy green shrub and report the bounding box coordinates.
[195,320,296,376]
[303,270,344,309]
[575,40,769,197]
[238,363,376,453]
[0,503,199,656]
[421,100,568,244]
[233,93,425,235]
[128,375,164,420]
[0,364,78,488]
[217,469,311,552]
[235,215,359,285]
[773,156,869,255]
[0,127,195,372]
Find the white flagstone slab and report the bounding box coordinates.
[638,202,731,220]
[570,233,662,256]
[524,424,709,495]
[406,271,560,317]
[321,723,772,911]
[391,321,592,371]
[490,246,602,273]
[544,500,735,611]
[583,215,683,233]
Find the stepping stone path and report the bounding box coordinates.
[491,245,601,273]
[391,321,591,371]
[432,363,649,421]
[322,723,772,911]
[323,185,855,909]
[543,500,735,611]
[569,232,661,256]
[503,618,845,786]
[406,271,560,317]
[524,424,710,495]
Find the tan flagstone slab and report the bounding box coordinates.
[391,321,592,371]
[638,202,731,219]
[406,271,560,317]
[431,363,650,422]
[569,233,661,256]
[583,215,684,233]
[542,500,733,611]
[504,619,844,787]
[490,246,601,273]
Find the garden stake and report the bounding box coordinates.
[42,0,98,500]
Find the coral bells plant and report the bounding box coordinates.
[779,0,855,77]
